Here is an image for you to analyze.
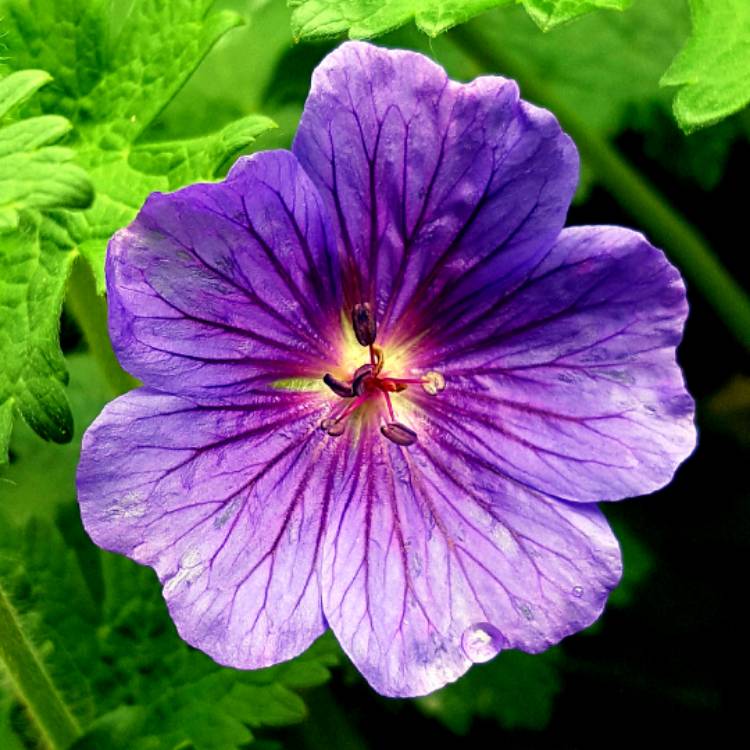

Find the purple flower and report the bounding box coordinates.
[77,42,696,697]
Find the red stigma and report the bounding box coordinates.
[320,322,444,442]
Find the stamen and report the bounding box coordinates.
[323,373,354,398]
[320,394,368,436]
[352,302,377,346]
[381,389,395,421]
[381,421,418,447]
[320,417,346,436]
[370,344,384,375]
[421,370,446,396]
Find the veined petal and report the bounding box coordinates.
[415,226,696,502]
[321,430,620,697]
[107,150,342,402]
[293,41,578,344]
[77,388,337,668]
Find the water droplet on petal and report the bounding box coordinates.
[461,623,505,663]
[572,586,584,598]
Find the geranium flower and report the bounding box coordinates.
[77,42,696,697]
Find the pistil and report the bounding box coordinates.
[320,305,445,444]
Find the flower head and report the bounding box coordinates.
[77,42,696,697]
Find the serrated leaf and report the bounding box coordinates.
[0,70,92,232]
[522,0,629,31]
[416,649,562,733]
[0,513,95,748]
[0,66,93,459]
[461,1,687,137]
[0,354,111,516]
[2,0,277,289]
[0,214,75,463]
[661,0,750,132]
[376,0,731,192]
[0,507,339,749]
[0,70,52,119]
[129,114,277,189]
[288,0,629,38]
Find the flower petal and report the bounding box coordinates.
[77,388,337,668]
[415,226,696,502]
[107,150,342,401]
[321,430,620,697]
[293,41,578,343]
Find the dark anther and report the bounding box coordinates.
[380,421,418,447]
[352,364,374,396]
[352,302,377,347]
[320,417,346,436]
[323,373,354,398]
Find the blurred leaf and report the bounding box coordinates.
[607,517,654,608]
[704,375,750,447]
[1,0,277,289]
[0,688,28,750]
[154,0,297,141]
[288,0,630,38]
[0,512,96,747]
[0,506,339,749]
[461,1,687,140]
[416,649,562,733]
[661,0,750,132]
[408,0,741,192]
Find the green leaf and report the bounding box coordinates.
[0,353,112,518]
[607,517,654,609]
[288,0,630,38]
[2,0,277,288]
[0,499,339,749]
[0,214,75,464]
[0,70,53,119]
[388,0,739,192]
[522,0,629,31]
[0,513,93,748]
[0,69,92,231]
[0,688,27,750]
[129,114,277,189]
[460,1,687,139]
[0,67,94,460]
[661,0,750,132]
[416,649,562,733]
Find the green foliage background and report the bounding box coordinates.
[0,0,743,747]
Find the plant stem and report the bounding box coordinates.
[66,257,137,396]
[451,22,750,351]
[0,584,80,749]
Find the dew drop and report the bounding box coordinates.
[572,586,584,598]
[461,623,505,663]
